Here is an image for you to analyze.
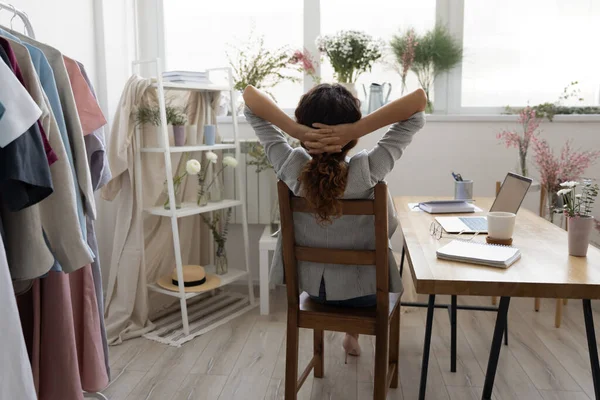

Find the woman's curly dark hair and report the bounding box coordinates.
[296,84,361,224]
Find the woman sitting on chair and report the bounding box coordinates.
[243,84,426,360]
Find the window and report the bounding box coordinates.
[158,0,600,115]
[163,0,303,109]
[462,0,600,108]
[319,0,436,103]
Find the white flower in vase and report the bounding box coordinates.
[186,159,201,175]
[223,156,238,168]
[557,188,572,196]
[206,151,218,163]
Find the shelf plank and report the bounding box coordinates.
[140,144,236,153]
[154,81,231,92]
[147,268,248,300]
[144,199,242,218]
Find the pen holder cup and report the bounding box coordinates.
[454,180,473,201]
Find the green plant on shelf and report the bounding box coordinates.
[134,104,188,126]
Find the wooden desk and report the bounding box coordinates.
[394,197,600,400]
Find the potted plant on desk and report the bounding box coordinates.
[557,180,599,256]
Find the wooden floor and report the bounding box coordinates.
[104,287,600,400]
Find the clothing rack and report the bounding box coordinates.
[0,4,108,400]
[0,2,35,38]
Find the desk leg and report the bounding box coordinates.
[400,246,405,276]
[419,295,436,400]
[450,295,457,373]
[259,248,269,315]
[583,299,600,399]
[482,297,510,400]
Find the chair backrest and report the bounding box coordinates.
[277,180,389,312]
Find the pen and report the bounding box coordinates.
[452,172,463,182]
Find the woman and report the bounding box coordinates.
[243,84,426,360]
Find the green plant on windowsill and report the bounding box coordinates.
[505,81,600,121]
[391,24,463,113]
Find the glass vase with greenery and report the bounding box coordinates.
[202,208,233,275]
[228,32,299,100]
[391,24,462,112]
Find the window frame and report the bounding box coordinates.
[153,0,596,117]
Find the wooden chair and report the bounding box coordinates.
[278,180,401,400]
[491,182,566,327]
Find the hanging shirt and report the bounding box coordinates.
[63,57,107,136]
[0,59,40,148]
[0,220,37,400]
[0,38,56,165]
[0,29,91,271]
[5,37,94,274]
[0,45,53,211]
[10,30,97,221]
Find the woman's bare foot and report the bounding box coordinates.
[342,333,361,363]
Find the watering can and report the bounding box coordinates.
[362,82,392,114]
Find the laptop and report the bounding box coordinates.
[435,173,532,234]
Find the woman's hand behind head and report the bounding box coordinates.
[303,122,360,154]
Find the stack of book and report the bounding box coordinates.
[162,71,212,85]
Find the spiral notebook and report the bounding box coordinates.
[436,240,521,268]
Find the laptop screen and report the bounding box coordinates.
[490,173,533,213]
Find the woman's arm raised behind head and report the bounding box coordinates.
[242,85,307,139]
[354,88,427,136]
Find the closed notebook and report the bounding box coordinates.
[436,240,521,268]
[419,200,476,214]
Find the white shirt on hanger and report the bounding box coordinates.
[0,232,37,400]
[0,57,41,147]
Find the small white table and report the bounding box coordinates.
[259,225,277,315]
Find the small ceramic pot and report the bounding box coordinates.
[204,125,216,146]
[568,216,594,257]
[173,125,186,146]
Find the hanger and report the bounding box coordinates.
[9,4,16,29]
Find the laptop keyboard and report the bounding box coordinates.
[459,217,487,231]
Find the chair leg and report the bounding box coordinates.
[314,329,324,378]
[285,314,300,400]
[389,305,401,389]
[555,298,563,328]
[534,298,541,312]
[374,319,390,399]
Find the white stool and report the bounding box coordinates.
[259,225,277,315]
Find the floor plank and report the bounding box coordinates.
[218,319,286,400]
[100,290,600,400]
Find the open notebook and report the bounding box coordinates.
[436,240,521,268]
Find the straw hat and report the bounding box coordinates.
[156,265,221,293]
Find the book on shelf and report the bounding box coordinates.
[163,71,212,84]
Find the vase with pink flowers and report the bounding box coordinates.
[497,107,540,177]
[289,48,320,86]
[557,180,598,256]
[534,138,600,223]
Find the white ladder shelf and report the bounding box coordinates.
[132,59,255,341]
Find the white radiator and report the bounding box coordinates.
[222,139,276,224]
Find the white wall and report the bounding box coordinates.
[4,0,97,84]
[219,117,600,281]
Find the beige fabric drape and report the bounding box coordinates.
[102,76,221,344]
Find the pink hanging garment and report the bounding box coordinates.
[38,272,84,400]
[63,56,106,136]
[68,265,109,392]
